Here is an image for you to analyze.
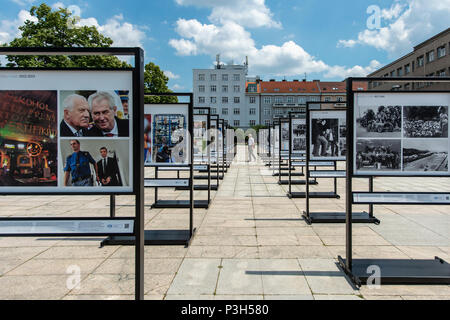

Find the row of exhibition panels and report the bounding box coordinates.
[0,48,449,297]
[256,92,450,286]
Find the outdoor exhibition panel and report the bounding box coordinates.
[103,94,198,249]
[258,128,270,163]
[176,107,213,196]
[284,112,319,192]
[302,103,379,224]
[271,121,280,176]
[273,119,293,180]
[195,114,222,183]
[218,119,226,176]
[0,47,145,300]
[338,77,450,286]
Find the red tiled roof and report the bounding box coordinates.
[260,81,320,93]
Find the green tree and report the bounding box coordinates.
[5,4,129,68]
[144,62,178,103]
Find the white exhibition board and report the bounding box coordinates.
[0,70,134,193]
[144,104,190,167]
[354,92,449,176]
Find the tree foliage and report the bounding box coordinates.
[144,62,178,103]
[5,4,129,68]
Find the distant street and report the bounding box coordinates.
[404,153,448,171]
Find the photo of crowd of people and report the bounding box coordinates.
[281,122,289,151]
[60,139,129,187]
[152,114,187,164]
[403,139,448,172]
[193,115,208,159]
[311,118,339,158]
[403,106,448,138]
[356,139,401,171]
[0,90,58,186]
[356,106,401,138]
[291,119,306,153]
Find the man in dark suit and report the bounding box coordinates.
[86,91,129,137]
[60,94,91,137]
[97,147,122,186]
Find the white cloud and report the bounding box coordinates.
[338,0,450,57]
[169,18,378,79]
[11,0,35,6]
[171,84,184,91]
[164,70,180,79]
[175,0,281,28]
[324,60,381,79]
[0,9,37,45]
[337,39,357,48]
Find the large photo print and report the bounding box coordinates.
[291,119,306,153]
[310,110,346,161]
[354,92,450,176]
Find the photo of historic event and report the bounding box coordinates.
[339,138,347,157]
[356,139,401,171]
[311,118,339,157]
[403,106,448,138]
[292,119,306,152]
[152,114,187,163]
[0,90,58,186]
[356,105,401,138]
[193,116,207,158]
[281,122,289,150]
[59,90,130,138]
[403,139,448,172]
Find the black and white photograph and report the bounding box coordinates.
[311,118,339,157]
[403,106,448,138]
[403,139,448,172]
[291,119,306,152]
[356,105,401,138]
[355,139,401,172]
[281,122,289,150]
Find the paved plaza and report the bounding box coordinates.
[0,144,449,300]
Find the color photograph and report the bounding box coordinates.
[152,114,187,163]
[0,90,58,186]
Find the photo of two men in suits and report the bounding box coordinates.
[60,91,129,138]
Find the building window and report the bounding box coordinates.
[265,120,271,126]
[210,85,217,92]
[234,120,240,126]
[233,85,240,92]
[263,97,271,104]
[404,83,410,91]
[438,69,446,77]
[264,108,271,116]
[324,97,331,102]
[222,74,228,81]
[210,74,217,81]
[222,97,228,104]
[249,120,256,126]
[390,70,395,77]
[287,97,294,103]
[222,85,228,92]
[417,55,424,67]
[210,97,217,104]
[337,97,344,102]
[274,88,280,92]
[234,97,240,104]
[233,108,240,115]
[397,68,403,76]
[437,46,446,58]
[222,108,228,115]
[198,85,205,92]
[211,108,217,114]
[275,97,283,104]
[198,97,205,104]
[405,64,410,74]
[298,96,307,104]
[250,108,256,115]
[198,74,205,81]
[309,96,320,102]
[426,50,435,63]
[233,74,240,81]
[249,96,256,104]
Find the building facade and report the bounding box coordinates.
[368,28,450,91]
[193,62,259,129]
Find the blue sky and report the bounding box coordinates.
[1,0,449,91]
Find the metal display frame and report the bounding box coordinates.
[0,47,145,300]
[302,102,379,224]
[102,93,198,250]
[338,77,450,286]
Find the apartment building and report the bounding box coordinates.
[368,28,450,91]
[193,60,259,129]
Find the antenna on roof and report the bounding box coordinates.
[216,54,221,69]
[304,73,307,81]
